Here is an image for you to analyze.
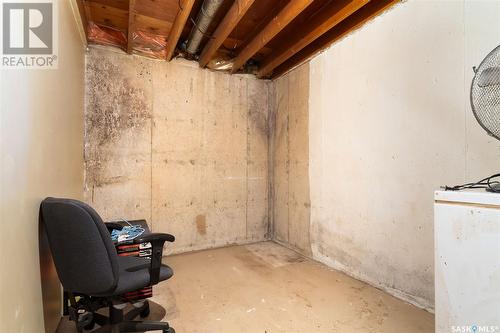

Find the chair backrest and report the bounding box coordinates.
[40,197,119,295]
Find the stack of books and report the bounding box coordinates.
[112,220,154,301]
[116,242,152,259]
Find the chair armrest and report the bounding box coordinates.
[104,222,123,234]
[135,233,175,243]
[134,233,175,285]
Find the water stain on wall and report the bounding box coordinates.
[196,214,207,235]
[86,60,151,146]
[271,64,312,256]
[85,54,152,189]
[314,223,364,269]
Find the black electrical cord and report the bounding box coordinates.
[442,173,500,193]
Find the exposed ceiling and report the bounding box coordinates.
[76,0,400,79]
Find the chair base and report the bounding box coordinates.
[67,293,174,333]
[92,320,174,333]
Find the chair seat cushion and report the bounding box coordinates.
[112,256,173,295]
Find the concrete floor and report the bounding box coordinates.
[58,241,434,333]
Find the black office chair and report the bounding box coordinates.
[40,197,175,333]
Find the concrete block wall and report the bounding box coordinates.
[84,47,271,254]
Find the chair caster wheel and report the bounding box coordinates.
[77,311,94,330]
[163,328,175,333]
[83,320,95,330]
[140,304,150,318]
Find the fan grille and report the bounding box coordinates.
[471,45,500,140]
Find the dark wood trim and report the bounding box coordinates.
[75,0,89,42]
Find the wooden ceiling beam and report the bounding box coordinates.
[230,0,315,74]
[126,0,136,54]
[257,0,369,78]
[199,0,256,68]
[271,0,400,79]
[165,0,196,61]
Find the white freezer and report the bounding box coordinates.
[434,190,500,333]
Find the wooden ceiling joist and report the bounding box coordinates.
[165,0,195,61]
[271,0,400,78]
[230,0,315,74]
[257,0,369,78]
[198,0,256,68]
[126,0,136,54]
[77,0,399,78]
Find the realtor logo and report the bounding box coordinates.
[1,0,58,68]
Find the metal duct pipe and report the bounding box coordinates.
[186,0,224,55]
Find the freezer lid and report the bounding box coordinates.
[435,189,500,207]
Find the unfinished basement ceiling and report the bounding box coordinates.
[76,0,399,78]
